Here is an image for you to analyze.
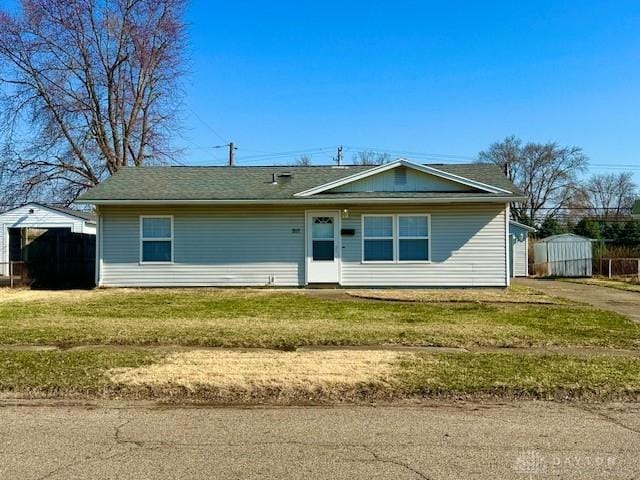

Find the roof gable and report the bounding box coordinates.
[0,202,95,223]
[328,166,479,193]
[294,159,512,197]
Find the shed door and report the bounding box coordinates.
[306,211,340,284]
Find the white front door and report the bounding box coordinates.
[306,211,340,284]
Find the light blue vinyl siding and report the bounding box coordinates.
[340,204,507,287]
[100,206,305,286]
[331,167,478,193]
[98,203,508,287]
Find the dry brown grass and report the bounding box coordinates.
[107,349,403,395]
[0,287,305,304]
[346,285,565,304]
[0,288,97,303]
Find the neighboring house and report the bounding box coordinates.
[76,159,525,288]
[0,203,96,278]
[509,220,536,277]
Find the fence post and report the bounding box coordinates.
[608,259,612,279]
[9,262,13,289]
[637,259,640,283]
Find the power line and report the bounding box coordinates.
[187,107,228,144]
[175,141,640,170]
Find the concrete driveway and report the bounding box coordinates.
[1,401,639,479]
[515,278,640,323]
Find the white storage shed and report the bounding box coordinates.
[533,233,594,277]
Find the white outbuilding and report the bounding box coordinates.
[533,233,595,277]
[0,203,96,278]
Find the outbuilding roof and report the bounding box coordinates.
[0,202,95,223]
[537,233,596,243]
[77,160,524,204]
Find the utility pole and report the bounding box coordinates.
[229,142,235,166]
[214,142,237,165]
[335,145,343,166]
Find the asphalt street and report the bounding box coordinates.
[1,401,639,479]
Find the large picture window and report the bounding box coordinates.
[140,216,173,263]
[362,214,430,263]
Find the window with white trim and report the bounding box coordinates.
[140,216,173,263]
[362,214,430,263]
[362,215,394,262]
[398,215,430,262]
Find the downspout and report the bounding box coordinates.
[95,207,103,287]
[505,203,510,287]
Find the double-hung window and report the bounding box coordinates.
[362,214,430,263]
[398,215,430,262]
[140,216,173,263]
[363,215,394,262]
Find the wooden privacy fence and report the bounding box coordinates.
[2,230,95,289]
[23,230,95,288]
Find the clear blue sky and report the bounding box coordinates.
[179,0,640,182]
[4,0,639,181]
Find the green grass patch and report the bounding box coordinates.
[0,350,159,395]
[398,352,640,400]
[0,289,638,349]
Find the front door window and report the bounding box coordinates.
[312,217,335,261]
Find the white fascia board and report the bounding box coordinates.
[76,195,525,206]
[509,220,537,232]
[293,158,512,197]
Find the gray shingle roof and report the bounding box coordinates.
[77,163,522,202]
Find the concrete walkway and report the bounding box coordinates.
[515,278,640,323]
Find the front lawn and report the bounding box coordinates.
[0,287,638,349]
[2,349,640,402]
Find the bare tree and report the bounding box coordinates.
[352,150,391,166]
[0,0,186,204]
[293,154,312,166]
[574,172,637,219]
[478,136,588,224]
